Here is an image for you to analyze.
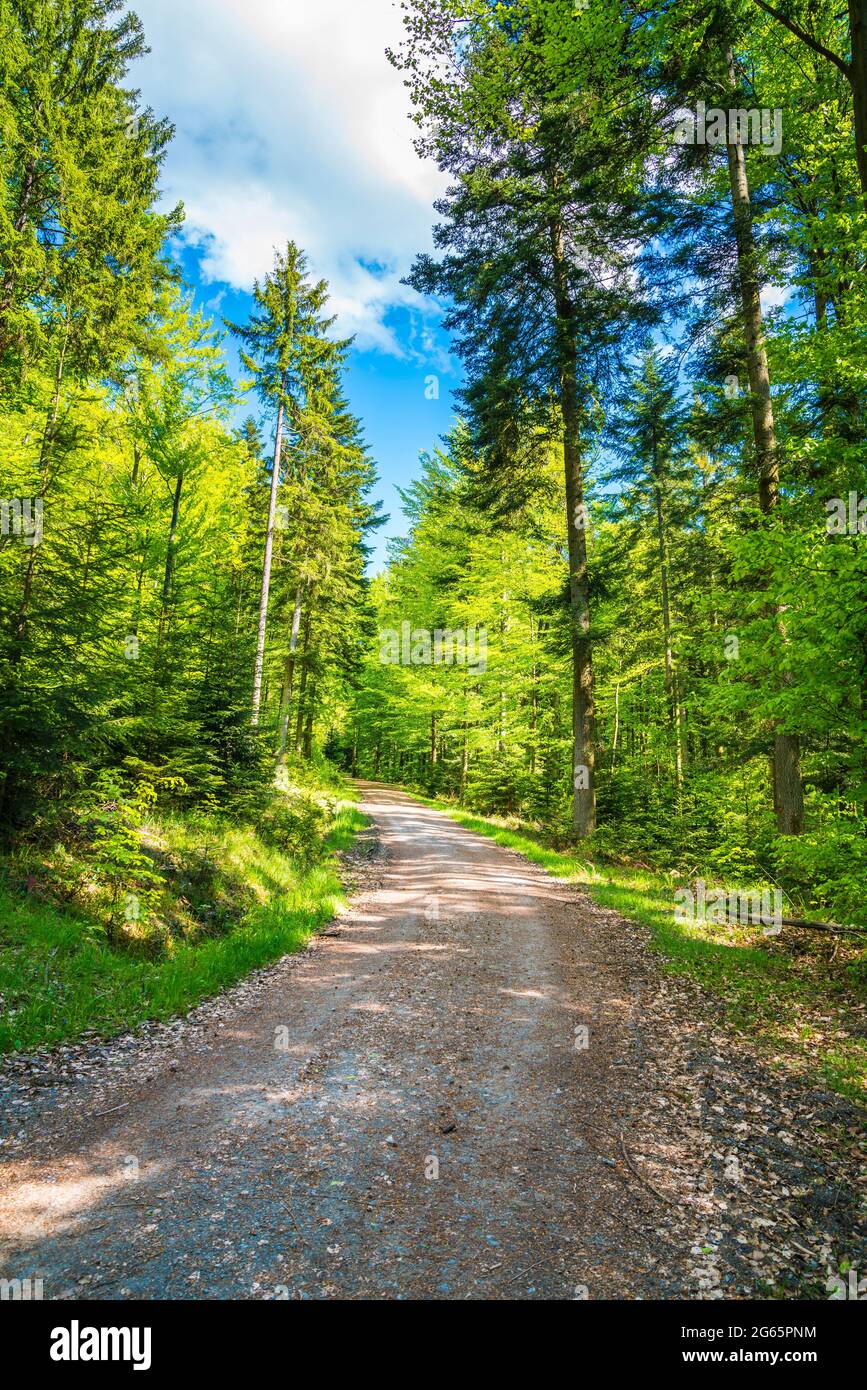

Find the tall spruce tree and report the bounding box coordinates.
[226,243,349,726]
[393,0,660,837]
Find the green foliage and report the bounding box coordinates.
[71,770,163,945]
[0,773,365,1051]
[771,806,867,927]
[257,780,335,869]
[353,0,866,937]
[1,0,865,1077]
[0,7,381,1051]
[0,0,181,378]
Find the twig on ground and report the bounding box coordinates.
[282,1191,313,1249]
[620,1132,679,1207]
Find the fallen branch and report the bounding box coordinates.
[619,1133,680,1208]
[705,911,867,939]
[282,1192,313,1249]
[778,916,867,939]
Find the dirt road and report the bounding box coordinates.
[0,786,861,1299]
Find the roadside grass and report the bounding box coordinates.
[421,798,867,1104]
[0,798,365,1054]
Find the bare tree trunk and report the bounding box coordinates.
[851,1,867,196]
[725,50,804,835]
[251,377,286,726]
[549,211,596,837]
[276,583,304,758]
[12,317,70,656]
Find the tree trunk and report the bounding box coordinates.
[11,319,70,657]
[849,0,867,196]
[251,377,286,725]
[653,482,683,787]
[276,583,305,758]
[549,211,596,837]
[725,50,804,836]
[752,1,867,196]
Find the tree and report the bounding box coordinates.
[226,243,348,726]
[0,0,180,375]
[749,0,867,197]
[605,349,690,786]
[129,290,235,646]
[393,0,660,837]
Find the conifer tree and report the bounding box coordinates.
[226,243,349,726]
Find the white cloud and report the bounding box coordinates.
[133,0,448,352]
[760,283,791,315]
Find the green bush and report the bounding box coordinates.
[771,801,867,927]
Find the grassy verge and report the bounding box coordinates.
[421,798,867,1104]
[0,788,365,1054]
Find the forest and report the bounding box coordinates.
[1,0,866,1318]
[0,0,865,1059]
[353,0,867,935]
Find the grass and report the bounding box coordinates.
[0,796,365,1054]
[420,798,867,1105]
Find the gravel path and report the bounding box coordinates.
[0,785,863,1300]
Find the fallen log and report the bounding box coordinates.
[723,913,867,939]
[778,916,867,939]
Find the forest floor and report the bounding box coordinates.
[0,784,864,1300]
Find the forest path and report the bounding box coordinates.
[3,784,842,1300]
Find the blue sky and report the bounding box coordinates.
[132,0,460,569]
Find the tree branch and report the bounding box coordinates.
[750,0,852,79]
